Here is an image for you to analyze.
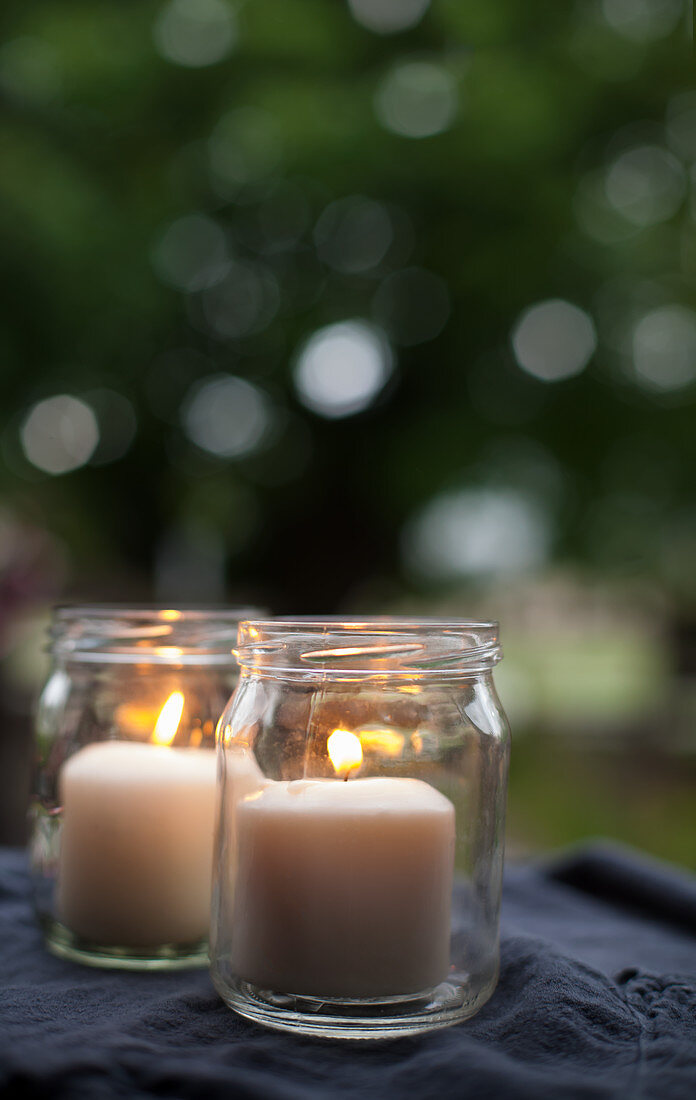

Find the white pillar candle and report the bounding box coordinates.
[58,741,217,947]
[230,777,455,999]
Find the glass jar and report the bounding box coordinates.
[211,618,510,1039]
[31,605,259,970]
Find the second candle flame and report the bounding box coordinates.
[327,729,363,779]
[151,691,185,747]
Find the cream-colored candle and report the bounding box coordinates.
[230,776,455,999]
[58,739,217,947]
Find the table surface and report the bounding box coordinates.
[1,844,695,1100]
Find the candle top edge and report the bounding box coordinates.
[238,776,455,815]
[60,740,217,782]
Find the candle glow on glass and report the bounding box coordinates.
[327,729,363,777]
[155,646,184,660]
[151,691,185,746]
[113,703,160,738]
[358,727,404,757]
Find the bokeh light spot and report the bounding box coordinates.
[151,213,229,291]
[200,261,279,338]
[511,300,597,382]
[375,61,457,139]
[314,196,393,274]
[183,375,271,457]
[373,267,450,346]
[20,396,99,475]
[348,0,430,35]
[0,37,61,103]
[294,321,393,419]
[404,489,551,580]
[153,0,237,68]
[209,107,282,193]
[605,145,685,227]
[601,0,683,43]
[631,305,696,392]
[574,171,639,245]
[666,92,696,163]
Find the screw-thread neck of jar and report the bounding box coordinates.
[235,618,502,679]
[49,605,262,665]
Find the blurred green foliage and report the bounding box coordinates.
[508,729,696,868]
[1,1,696,861]
[0,0,694,610]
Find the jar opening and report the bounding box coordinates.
[235,618,501,677]
[51,605,262,665]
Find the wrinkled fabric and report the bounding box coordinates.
[0,844,694,1100]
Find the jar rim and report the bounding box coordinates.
[54,604,259,622]
[239,616,499,629]
[235,617,502,677]
[50,604,263,664]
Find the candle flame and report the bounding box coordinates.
[151,691,184,746]
[327,729,363,778]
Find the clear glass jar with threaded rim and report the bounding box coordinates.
[31,604,260,970]
[211,617,510,1039]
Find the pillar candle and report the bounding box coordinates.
[230,777,455,999]
[58,741,217,947]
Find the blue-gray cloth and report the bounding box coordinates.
[0,844,694,1099]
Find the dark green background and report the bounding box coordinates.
[0,0,694,861]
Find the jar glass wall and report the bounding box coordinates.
[31,605,258,970]
[211,618,510,1039]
